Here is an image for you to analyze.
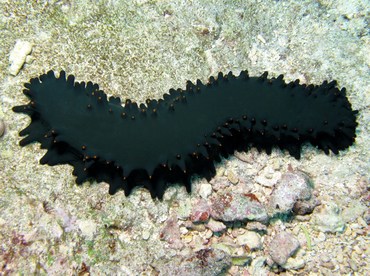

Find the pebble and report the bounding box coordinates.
[212,243,233,255]
[210,192,268,223]
[349,260,358,271]
[206,218,226,232]
[177,198,192,220]
[255,169,282,187]
[201,229,213,240]
[198,183,213,198]
[184,221,206,232]
[77,219,97,239]
[313,203,345,233]
[316,232,326,243]
[337,252,344,263]
[210,177,230,192]
[142,229,151,240]
[232,256,251,266]
[268,171,314,215]
[227,170,239,184]
[250,256,268,275]
[159,216,184,249]
[246,221,268,232]
[0,119,5,137]
[182,233,193,243]
[341,200,367,223]
[157,248,231,275]
[179,226,188,235]
[190,199,211,222]
[281,257,305,270]
[293,197,321,215]
[236,231,262,250]
[268,231,300,265]
[9,40,33,76]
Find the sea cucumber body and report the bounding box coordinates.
[13,70,357,198]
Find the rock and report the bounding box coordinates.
[226,170,239,184]
[250,256,268,275]
[190,199,211,222]
[312,203,345,233]
[209,177,230,192]
[210,192,268,223]
[0,119,5,137]
[231,256,252,266]
[268,231,300,266]
[255,168,282,187]
[293,197,321,215]
[281,257,305,270]
[142,229,151,240]
[159,215,184,249]
[246,221,268,233]
[211,243,234,255]
[206,218,226,233]
[9,40,33,76]
[157,248,231,276]
[177,198,192,220]
[77,219,97,239]
[235,231,262,250]
[268,171,314,215]
[199,183,213,198]
[341,200,367,223]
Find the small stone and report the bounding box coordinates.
[341,200,367,223]
[255,169,282,187]
[349,260,358,272]
[9,40,33,76]
[157,248,231,275]
[179,226,188,235]
[316,232,326,243]
[206,218,226,232]
[337,252,344,263]
[232,256,251,266]
[268,171,314,215]
[142,229,151,240]
[184,221,206,232]
[293,198,321,215]
[281,257,305,270]
[268,231,300,266]
[77,219,97,239]
[210,177,230,191]
[210,192,268,223]
[191,235,206,252]
[246,221,268,232]
[177,198,192,220]
[227,170,239,184]
[159,215,184,249]
[236,231,262,250]
[250,256,268,275]
[231,228,245,238]
[190,199,211,222]
[0,119,5,137]
[313,203,345,233]
[357,216,367,228]
[216,166,225,177]
[199,183,213,198]
[182,233,193,243]
[211,243,233,255]
[353,245,363,255]
[202,229,213,239]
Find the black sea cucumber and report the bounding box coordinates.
[13,70,358,198]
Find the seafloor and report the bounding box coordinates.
[0,0,369,275]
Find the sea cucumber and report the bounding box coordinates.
[13,70,358,198]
